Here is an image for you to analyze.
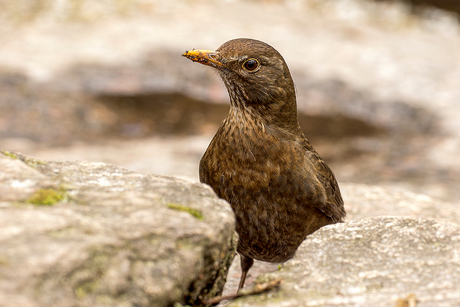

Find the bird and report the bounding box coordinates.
[182,38,346,292]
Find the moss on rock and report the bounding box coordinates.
[27,188,68,206]
[2,151,18,159]
[167,203,204,220]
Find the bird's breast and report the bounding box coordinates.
[199,116,308,202]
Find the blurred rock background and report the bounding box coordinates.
[0,0,459,203]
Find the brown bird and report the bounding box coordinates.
[183,38,346,291]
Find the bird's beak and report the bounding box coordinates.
[182,49,224,69]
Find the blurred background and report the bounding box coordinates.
[0,0,459,203]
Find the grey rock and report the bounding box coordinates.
[225,216,460,307]
[341,182,460,223]
[0,152,236,307]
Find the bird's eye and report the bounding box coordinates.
[242,59,260,71]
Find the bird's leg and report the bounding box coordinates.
[237,254,254,292]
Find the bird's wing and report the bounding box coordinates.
[305,149,346,223]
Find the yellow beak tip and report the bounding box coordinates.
[182,49,223,68]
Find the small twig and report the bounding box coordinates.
[205,278,282,305]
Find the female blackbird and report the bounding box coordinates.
[183,38,346,291]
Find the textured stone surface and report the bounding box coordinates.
[0,152,236,307]
[225,216,460,307]
[341,182,460,222]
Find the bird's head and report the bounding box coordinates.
[183,38,298,130]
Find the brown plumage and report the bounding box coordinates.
[182,38,346,291]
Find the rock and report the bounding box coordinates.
[341,182,460,223]
[225,216,460,307]
[0,152,236,307]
